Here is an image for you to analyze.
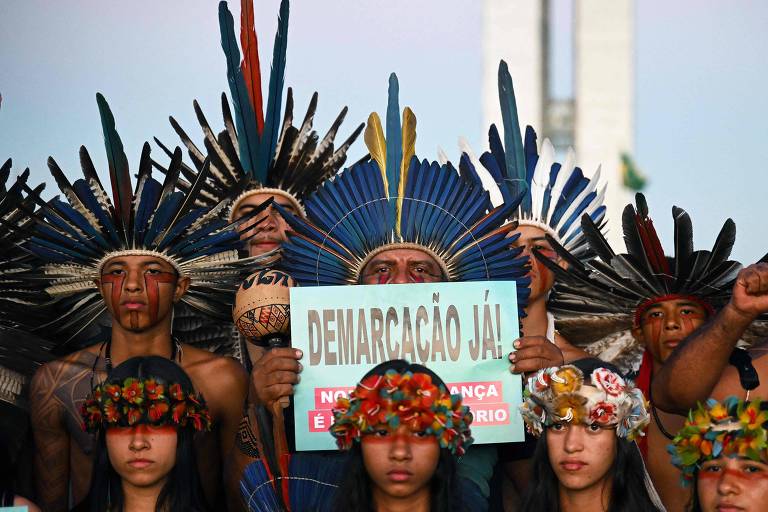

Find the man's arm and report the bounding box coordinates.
[209,358,250,512]
[29,362,71,512]
[652,263,768,414]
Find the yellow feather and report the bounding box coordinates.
[396,107,417,237]
[364,112,388,192]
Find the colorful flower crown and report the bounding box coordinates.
[669,397,768,484]
[80,377,212,432]
[330,370,473,456]
[520,365,649,440]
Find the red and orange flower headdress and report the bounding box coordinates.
[80,376,212,432]
[330,369,473,456]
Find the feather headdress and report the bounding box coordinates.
[13,94,274,341]
[154,0,363,220]
[468,61,607,260]
[0,160,54,413]
[277,74,530,314]
[537,193,742,372]
[0,159,48,325]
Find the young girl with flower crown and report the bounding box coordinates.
[73,356,211,512]
[519,358,664,512]
[669,397,768,512]
[328,359,481,512]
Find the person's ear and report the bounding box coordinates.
[94,278,105,298]
[556,257,569,271]
[631,325,646,345]
[173,276,191,302]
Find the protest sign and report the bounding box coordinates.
[290,280,523,451]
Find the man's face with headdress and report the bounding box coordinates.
[96,255,189,332]
[360,249,445,285]
[632,298,709,364]
[234,193,297,257]
[509,225,563,303]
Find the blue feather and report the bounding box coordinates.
[385,73,402,201]
[260,0,290,176]
[497,61,527,205]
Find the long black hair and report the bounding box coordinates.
[331,359,469,512]
[520,358,663,512]
[84,356,209,512]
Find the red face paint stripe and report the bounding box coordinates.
[698,467,768,481]
[145,272,177,324]
[100,273,125,312]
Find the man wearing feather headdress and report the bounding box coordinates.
[238,71,541,510]
[20,95,273,512]
[155,0,364,372]
[536,193,745,511]
[651,259,768,420]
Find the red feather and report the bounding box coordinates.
[240,0,264,135]
[635,212,670,276]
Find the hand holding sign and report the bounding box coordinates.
[508,336,565,376]
[233,269,297,408]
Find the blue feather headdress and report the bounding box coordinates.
[14,94,274,339]
[277,74,530,313]
[472,60,607,260]
[154,0,363,220]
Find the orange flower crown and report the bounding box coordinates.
[80,377,212,432]
[520,365,649,440]
[330,370,474,456]
[669,397,768,484]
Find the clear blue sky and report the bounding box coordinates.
[1,0,765,263]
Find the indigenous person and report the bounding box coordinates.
[534,193,743,512]
[74,356,211,512]
[329,360,477,511]
[668,397,768,512]
[249,72,533,508]
[466,60,604,504]
[652,260,768,415]
[155,0,363,371]
[17,95,271,511]
[519,358,663,512]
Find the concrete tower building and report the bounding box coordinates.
[482,0,634,245]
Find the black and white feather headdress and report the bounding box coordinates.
[154,0,363,220]
[537,193,743,371]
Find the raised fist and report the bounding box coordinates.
[730,262,768,320]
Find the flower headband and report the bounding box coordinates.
[669,397,768,484]
[80,377,212,432]
[520,365,649,440]
[330,369,474,456]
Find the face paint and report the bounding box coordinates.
[411,273,425,283]
[100,273,126,312]
[145,271,177,325]
[107,424,177,436]
[698,467,768,482]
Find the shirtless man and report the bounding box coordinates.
[29,254,248,511]
[652,260,768,411]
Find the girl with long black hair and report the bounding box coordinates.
[519,358,664,512]
[74,355,211,512]
[329,359,480,512]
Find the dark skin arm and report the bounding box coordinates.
[197,357,250,512]
[652,262,768,414]
[29,361,71,512]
